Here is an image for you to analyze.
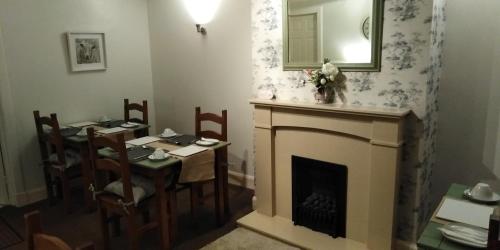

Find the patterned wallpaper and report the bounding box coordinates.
[251,0,446,242]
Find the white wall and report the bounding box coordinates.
[147,0,254,177]
[433,0,500,205]
[0,0,155,202]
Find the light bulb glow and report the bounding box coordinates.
[183,0,221,24]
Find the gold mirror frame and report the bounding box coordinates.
[283,0,384,72]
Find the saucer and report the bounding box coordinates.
[148,153,170,161]
[121,122,139,128]
[464,188,500,203]
[159,133,177,138]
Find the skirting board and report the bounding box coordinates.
[15,186,47,207]
[228,170,254,190]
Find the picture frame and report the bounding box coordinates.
[66,32,107,72]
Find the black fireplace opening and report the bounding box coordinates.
[292,155,347,238]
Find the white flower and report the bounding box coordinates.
[330,75,336,81]
[320,78,327,84]
[321,62,339,77]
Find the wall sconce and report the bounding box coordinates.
[183,0,221,35]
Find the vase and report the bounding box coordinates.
[314,86,335,104]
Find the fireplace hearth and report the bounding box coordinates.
[292,155,347,238]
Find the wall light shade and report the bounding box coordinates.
[183,0,221,25]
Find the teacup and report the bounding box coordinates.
[162,128,175,137]
[153,148,165,159]
[99,115,111,122]
[76,129,87,136]
[471,183,493,200]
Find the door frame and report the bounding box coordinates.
[289,6,323,62]
[0,23,17,206]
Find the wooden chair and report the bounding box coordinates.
[33,111,82,214]
[124,99,149,136]
[185,107,227,215]
[488,207,500,249]
[87,128,180,250]
[25,210,95,250]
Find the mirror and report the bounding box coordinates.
[283,0,384,71]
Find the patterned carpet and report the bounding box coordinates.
[201,227,300,250]
[0,216,22,250]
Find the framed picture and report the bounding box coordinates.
[66,32,107,72]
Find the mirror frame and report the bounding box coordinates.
[283,0,384,72]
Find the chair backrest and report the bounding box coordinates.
[195,107,227,141]
[87,127,135,205]
[124,99,148,125]
[25,211,95,250]
[33,111,66,166]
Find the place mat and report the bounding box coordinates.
[148,141,215,183]
[0,216,23,249]
[98,119,125,128]
[92,126,135,141]
[432,197,495,228]
[109,146,156,162]
[162,134,198,146]
[60,127,82,137]
[97,127,128,134]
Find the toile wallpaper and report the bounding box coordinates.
[251,0,446,242]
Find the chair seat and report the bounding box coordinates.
[104,175,156,206]
[49,150,81,168]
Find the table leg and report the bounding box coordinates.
[214,147,229,226]
[221,148,230,217]
[79,145,95,212]
[155,171,171,250]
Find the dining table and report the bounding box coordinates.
[96,135,231,250]
[58,120,150,212]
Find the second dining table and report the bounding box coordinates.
[96,133,231,250]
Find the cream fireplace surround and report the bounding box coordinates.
[238,99,410,250]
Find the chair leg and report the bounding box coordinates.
[60,171,72,214]
[142,210,150,224]
[110,214,121,237]
[43,167,56,206]
[168,191,177,242]
[126,215,140,250]
[198,183,204,205]
[99,207,110,250]
[190,184,199,217]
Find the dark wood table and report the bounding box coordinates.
[98,139,231,250]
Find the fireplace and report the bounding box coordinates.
[292,155,347,238]
[239,100,409,249]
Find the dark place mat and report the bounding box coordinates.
[110,146,156,162]
[0,216,23,249]
[60,127,82,137]
[162,134,198,146]
[98,120,125,128]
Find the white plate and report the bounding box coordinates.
[121,122,139,128]
[148,153,171,161]
[439,223,488,248]
[201,137,220,143]
[195,140,217,146]
[464,188,500,203]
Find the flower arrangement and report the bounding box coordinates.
[304,58,347,104]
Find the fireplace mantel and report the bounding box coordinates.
[238,99,411,250]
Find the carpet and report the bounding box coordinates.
[201,227,300,250]
[0,216,23,249]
